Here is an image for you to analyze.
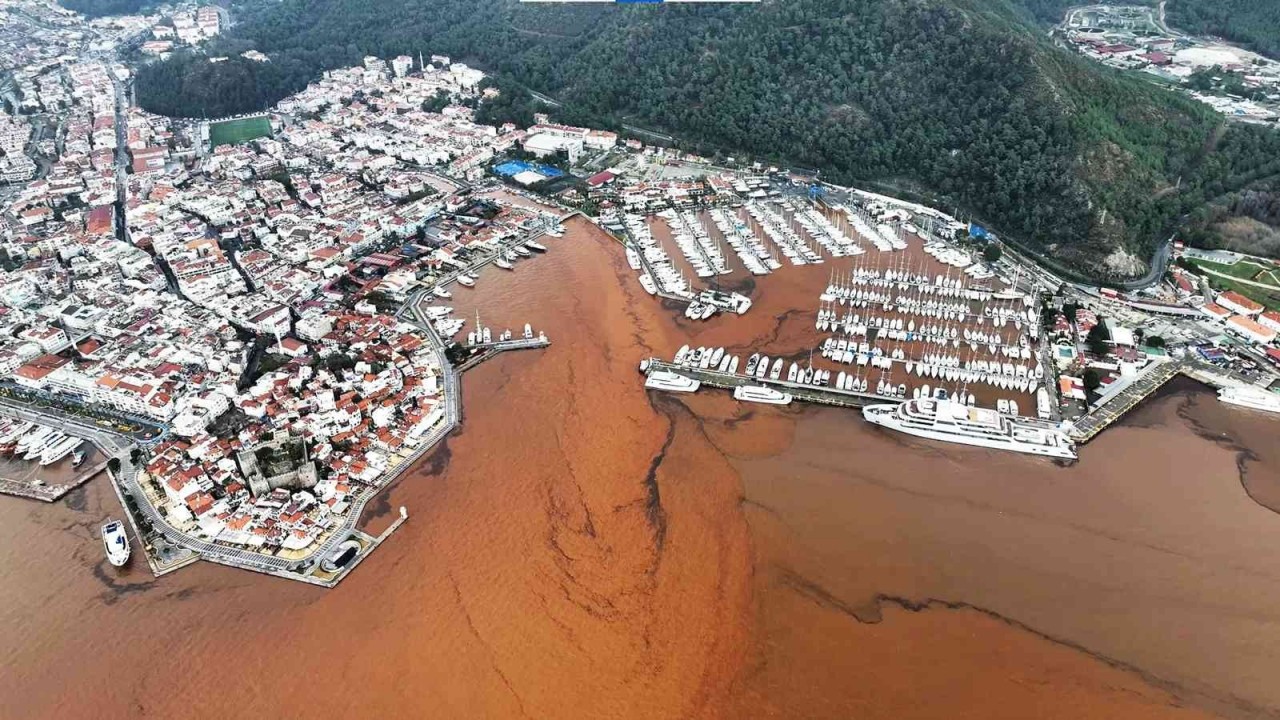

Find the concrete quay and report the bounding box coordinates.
[1068,359,1247,445]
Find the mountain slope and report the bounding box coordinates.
[135,0,1280,278]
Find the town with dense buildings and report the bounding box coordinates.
[2,0,1280,583]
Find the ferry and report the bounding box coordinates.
[40,437,82,466]
[455,274,476,288]
[644,370,700,393]
[102,521,130,567]
[733,385,793,405]
[1218,386,1280,415]
[863,398,1077,459]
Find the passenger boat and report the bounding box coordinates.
[733,385,793,406]
[1218,386,1280,415]
[644,370,700,393]
[102,521,130,567]
[863,398,1076,459]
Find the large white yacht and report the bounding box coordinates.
[863,398,1076,459]
[1218,386,1280,415]
[644,370,700,393]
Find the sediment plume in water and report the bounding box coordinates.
[0,217,1277,718]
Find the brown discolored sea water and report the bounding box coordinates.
[1,217,1279,719]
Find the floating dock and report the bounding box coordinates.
[643,359,903,409]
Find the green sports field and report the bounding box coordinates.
[208,116,272,147]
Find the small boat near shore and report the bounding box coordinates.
[102,521,130,567]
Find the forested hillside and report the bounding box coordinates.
[132,0,1280,278]
[1167,0,1280,59]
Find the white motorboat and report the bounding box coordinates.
[645,371,700,393]
[733,385,793,405]
[102,521,130,567]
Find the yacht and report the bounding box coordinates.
[733,385,793,405]
[526,240,548,253]
[1218,386,1280,415]
[40,437,82,466]
[432,286,452,299]
[455,274,476,288]
[625,247,642,270]
[638,273,658,295]
[102,521,130,567]
[644,370,700,393]
[24,431,65,461]
[495,256,514,270]
[16,426,53,456]
[863,398,1076,459]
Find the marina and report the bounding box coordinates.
[0,413,107,502]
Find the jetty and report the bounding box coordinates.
[458,335,551,372]
[642,359,902,409]
[1067,358,1252,445]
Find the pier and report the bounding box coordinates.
[458,336,552,372]
[644,359,903,409]
[1067,359,1250,445]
